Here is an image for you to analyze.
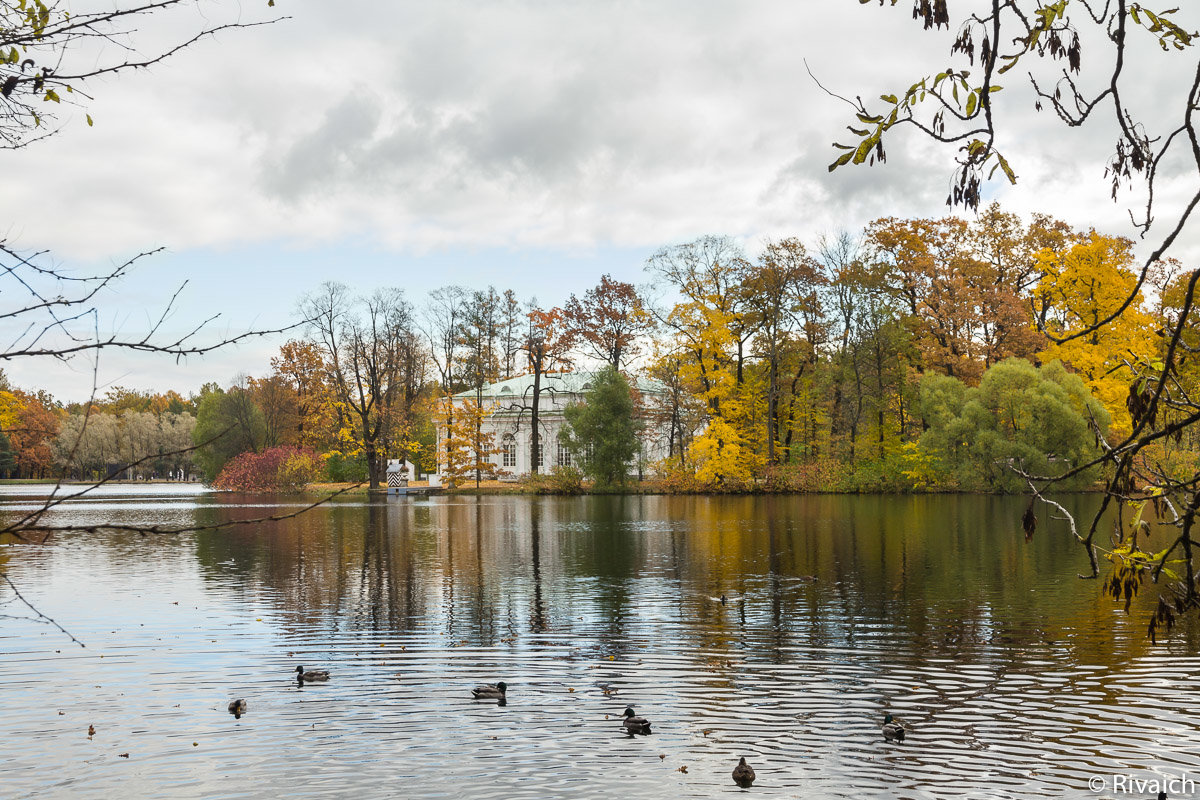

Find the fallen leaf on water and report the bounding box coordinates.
[608,656,615,661]
[87,725,95,737]
[192,742,198,747]
[118,753,129,759]
[58,711,64,716]
[702,730,711,737]
[659,754,666,761]
[677,766,688,774]
[567,687,575,693]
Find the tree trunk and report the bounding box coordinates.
[366,442,381,489]
[767,340,778,465]
[530,368,542,475]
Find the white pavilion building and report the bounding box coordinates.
[435,371,671,480]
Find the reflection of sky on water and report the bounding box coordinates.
[1,492,1197,799]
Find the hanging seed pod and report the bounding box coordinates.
[1021,501,1037,543]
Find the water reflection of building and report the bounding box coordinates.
[436,372,671,480]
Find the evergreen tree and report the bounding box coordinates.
[561,367,641,488]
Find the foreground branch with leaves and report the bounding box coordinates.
[0,0,282,147]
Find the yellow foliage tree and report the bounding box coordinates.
[0,390,22,432]
[1035,232,1157,434]
[437,397,497,488]
[670,302,764,487]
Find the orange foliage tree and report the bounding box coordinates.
[562,275,653,371]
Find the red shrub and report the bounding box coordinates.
[213,446,320,492]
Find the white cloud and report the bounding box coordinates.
[0,0,1196,399]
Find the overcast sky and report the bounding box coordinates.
[2,1,1195,402]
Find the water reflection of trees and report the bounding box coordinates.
[187,494,1179,675]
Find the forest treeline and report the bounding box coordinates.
[6,204,1193,494]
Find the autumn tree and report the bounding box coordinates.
[971,204,1060,364]
[815,234,905,463]
[647,236,766,485]
[645,350,701,466]
[663,299,762,486]
[423,286,468,478]
[7,390,59,478]
[1036,232,1157,432]
[866,216,991,382]
[745,238,826,464]
[647,235,757,383]
[562,275,653,371]
[516,306,573,475]
[460,287,501,486]
[248,374,295,448]
[270,340,334,450]
[499,289,524,379]
[303,283,425,490]
[436,397,497,488]
[819,231,870,460]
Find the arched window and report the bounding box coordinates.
[501,433,517,468]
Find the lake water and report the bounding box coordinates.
[1,487,1197,799]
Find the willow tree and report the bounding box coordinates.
[835,2,1200,637]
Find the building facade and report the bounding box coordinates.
[436,371,670,480]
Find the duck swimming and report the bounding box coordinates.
[471,681,507,700]
[622,706,651,735]
[227,699,247,718]
[296,666,330,682]
[732,757,755,788]
[882,713,907,742]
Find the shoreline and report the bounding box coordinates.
[0,478,1105,497]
